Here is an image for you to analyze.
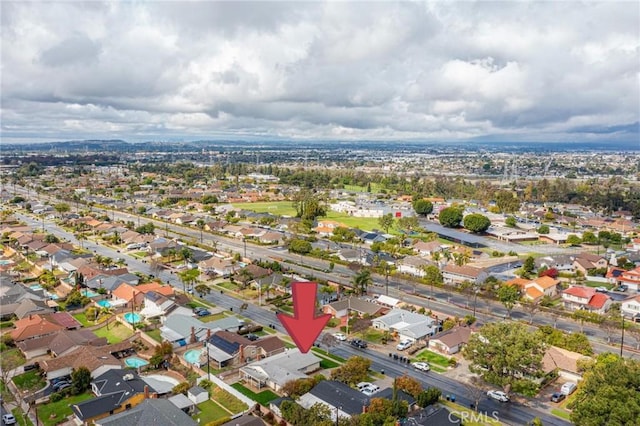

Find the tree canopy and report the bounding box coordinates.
[413,199,434,216]
[463,213,491,233]
[463,322,546,396]
[569,353,640,426]
[330,356,371,386]
[438,207,464,228]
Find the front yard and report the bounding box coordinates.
[413,349,454,373]
[37,392,93,426]
[12,370,46,393]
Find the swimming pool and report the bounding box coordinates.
[184,349,202,365]
[82,289,100,298]
[96,300,111,308]
[124,312,141,324]
[0,259,13,266]
[30,284,44,291]
[125,357,149,368]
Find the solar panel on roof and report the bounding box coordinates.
[210,335,239,354]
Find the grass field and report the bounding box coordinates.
[194,400,230,424]
[93,321,134,343]
[38,392,93,426]
[12,371,45,393]
[361,328,386,344]
[414,349,452,372]
[232,201,297,217]
[211,386,248,414]
[231,382,279,405]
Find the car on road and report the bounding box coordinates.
[2,414,16,425]
[396,339,413,351]
[411,362,430,372]
[551,392,566,403]
[350,339,368,349]
[332,332,347,341]
[487,390,510,402]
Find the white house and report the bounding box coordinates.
[621,294,640,322]
[239,348,321,392]
[372,309,438,341]
[562,286,612,314]
[397,256,434,277]
[442,265,488,285]
[198,257,236,277]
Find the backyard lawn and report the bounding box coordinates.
[12,371,46,393]
[231,382,279,406]
[72,313,94,327]
[37,392,93,426]
[194,400,230,424]
[145,328,163,343]
[93,321,134,343]
[211,385,248,414]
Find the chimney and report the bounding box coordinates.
[362,405,367,414]
[239,344,244,363]
[144,385,149,399]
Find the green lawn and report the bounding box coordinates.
[12,371,46,393]
[1,348,25,369]
[93,321,134,343]
[551,408,572,420]
[211,386,248,414]
[217,281,240,291]
[361,328,386,344]
[200,312,228,323]
[37,392,93,426]
[194,400,230,424]
[0,320,14,329]
[72,313,94,327]
[413,349,452,371]
[311,347,345,363]
[320,359,340,369]
[1,380,15,403]
[146,328,163,343]
[231,382,279,405]
[232,201,297,217]
[12,407,34,426]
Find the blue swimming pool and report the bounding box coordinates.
[124,312,141,324]
[0,259,13,266]
[184,349,202,365]
[82,289,100,298]
[30,284,43,291]
[125,357,149,368]
[96,300,111,308]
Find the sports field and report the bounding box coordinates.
[232,201,297,216]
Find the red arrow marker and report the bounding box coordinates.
[277,282,331,353]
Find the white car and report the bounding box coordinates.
[361,384,380,396]
[561,382,577,395]
[357,382,374,391]
[333,332,347,341]
[396,339,413,351]
[487,390,510,402]
[2,414,16,425]
[411,362,430,372]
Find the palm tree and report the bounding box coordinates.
[352,269,372,296]
[196,219,206,243]
[75,232,87,249]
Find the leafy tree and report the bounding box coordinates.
[496,284,520,318]
[417,388,442,407]
[569,354,640,426]
[463,322,546,396]
[195,284,211,297]
[281,375,325,398]
[505,216,517,227]
[292,189,326,221]
[566,234,582,246]
[537,224,550,234]
[582,231,598,245]
[438,207,463,228]
[70,366,92,395]
[397,215,419,232]
[494,190,520,213]
[521,256,536,277]
[172,382,190,395]
[288,238,312,254]
[54,202,71,216]
[44,234,60,243]
[378,213,394,233]
[331,226,356,243]
[395,375,423,398]
[65,290,90,307]
[135,222,155,234]
[413,199,433,216]
[330,356,371,385]
[463,213,492,233]
[536,326,593,356]
[196,218,206,243]
[352,269,372,296]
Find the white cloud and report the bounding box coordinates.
[1,1,638,143]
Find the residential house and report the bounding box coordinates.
[322,297,384,320]
[609,266,640,292]
[428,326,473,355]
[298,380,368,421]
[442,265,488,285]
[259,231,284,244]
[198,257,236,277]
[220,414,265,426]
[397,256,435,277]
[139,291,181,319]
[94,398,197,426]
[405,406,461,426]
[337,249,367,265]
[13,298,54,320]
[413,240,443,257]
[17,328,106,360]
[506,276,560,301]
[542,346,591,383]
[40,342,132,380]
[205,331,286,368]
[314,220,346,237]
[535,255,574,273]
[621,294,640,322]
[11,314,64,342]
[562,286,612,314]
[160,314,243,346]
[572,253,608,275]
[372,309,438,341]
[71,369,159,425]
[240,348,321,392]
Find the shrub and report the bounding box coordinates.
[49,392,64,402]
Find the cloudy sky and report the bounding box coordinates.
[2,1,638,144]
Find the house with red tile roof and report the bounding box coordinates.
[11,314,65,342]
[608,266,640,292]
[562,285,611,314]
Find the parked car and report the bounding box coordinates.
[55,383,71,392]
[245,334,259,341]
[196,309,211,317]
[23,362,39,372]
[2,414,17,425]
[615,285,628,292]
[595,286,608,293]
[411,362,430,372]
[332,332,347,341]
[396,339,413,351]
[51,376,70,385]
[362,385,380,396]
[53,380,70,391]
[350,339,368,349]
[357,382,374,391]
[551,392,566,403]
[487,390,510,402]
[561,382,577,395]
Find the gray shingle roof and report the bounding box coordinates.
[95,398,197,426]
